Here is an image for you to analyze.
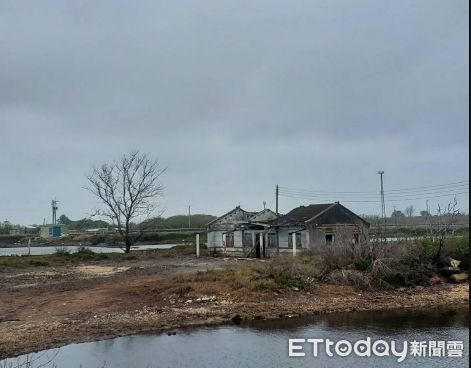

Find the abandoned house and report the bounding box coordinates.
[206,202,369,257]
[206,206,278,257]
[268,202,369,253]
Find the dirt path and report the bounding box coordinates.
[0,256,468,359]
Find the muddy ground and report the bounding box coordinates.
[0,251,468,359]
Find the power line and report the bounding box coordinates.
[279,186,469,200]
[280,184,469,198]
[279,180,469,196]
[279,191,469,203]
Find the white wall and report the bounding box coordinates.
[277,228,307,248]
[208,231,224,248]
[234,230,243,247]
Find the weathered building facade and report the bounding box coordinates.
[206,206,278,257]
[39,224,66,238]
[207,203,369,257]
[268,203,369,253]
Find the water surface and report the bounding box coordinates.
[0,243,176,256]
[1,307,468,368]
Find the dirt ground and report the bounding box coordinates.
[0,253,468,359]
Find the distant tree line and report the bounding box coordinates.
[57,213,217,231]
[140,214,217,230]
[57,215,110,230]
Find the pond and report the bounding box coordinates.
[0,243,177,256]
[1,307,468,368]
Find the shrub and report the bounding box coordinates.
[420,234,469,269]
[272,271,308,290]
[353,258,371,271]
[89,235,106,245]
[54,247,70,255]
[28,260,49,266]
[324,269,372,290]
[374,258,431,288]
[381,272,406,287]
[77,246,94,255]
[250,278,279,291]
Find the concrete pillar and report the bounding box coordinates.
[260,233,264,257]
[196,234,200,258]
[222,233,226,248]
[305,231,310,250]
[292,233,297,256]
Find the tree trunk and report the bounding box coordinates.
[125,239,132,253]
[433,239,444,264]
[124,222,131,253]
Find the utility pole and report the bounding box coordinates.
[426,200,432,236]
[188,205,191,228]
[275,184,280,255]
[275,185,279,215]
[377,171,386,221]
[377,171,385,244]
[51,199,59,225]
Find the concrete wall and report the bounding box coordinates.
[208,230,224,248]
[39,225,66,238]
[208,229,270,257]
[234,230,243,247]
[308,224,368,249]
[208,230,253,248]
[276,227,307,248]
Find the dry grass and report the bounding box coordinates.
[163,254,322,301]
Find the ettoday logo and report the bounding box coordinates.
[288,338,464,362]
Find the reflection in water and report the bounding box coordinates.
[0,243,176,256]
[242,307,469,333]
[1,307,468,368]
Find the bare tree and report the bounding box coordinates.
[431,197,460,263]
[86,151,165,252]
[405,205,415,217]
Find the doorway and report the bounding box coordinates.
[255,233,261,258]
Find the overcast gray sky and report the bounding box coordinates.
[1,0,469,225]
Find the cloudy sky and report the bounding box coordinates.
[1,0,469,225]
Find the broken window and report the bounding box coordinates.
[267,233,277,248]
[353,233,360,244]
[243,232,253,247]
[325,234,334,244]
[224,232,234,247]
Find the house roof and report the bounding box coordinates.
[269,202,369,227]
[269,203,335,226]
[206,206,245,226]
[206,206,278,228]
[249,208,277,221]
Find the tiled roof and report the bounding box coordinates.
[269,203,335,226]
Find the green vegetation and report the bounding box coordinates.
[57,212,215,237]
[0,245,198,268]
[58,215,111,230]
[176,254,318,295]
[0,224,12,235]
[129,231,469,291]
[140,214,216,230]
[420,234,469,269]
[66,231,205,246]
[0,249,119,268]
[353,258,372,271]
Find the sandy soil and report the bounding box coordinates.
[0,255,468,359]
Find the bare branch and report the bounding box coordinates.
[85,151,165,252]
